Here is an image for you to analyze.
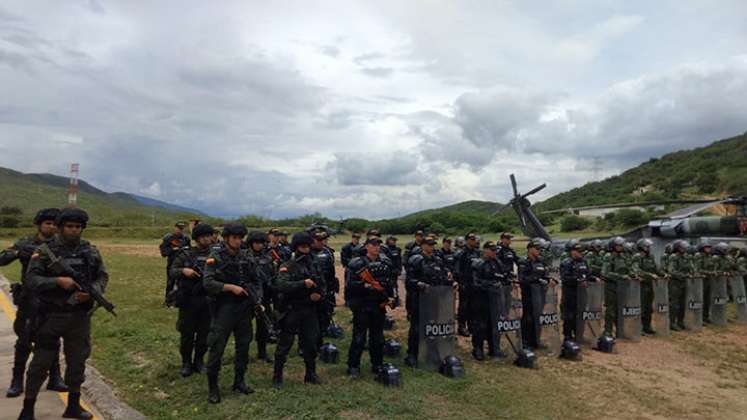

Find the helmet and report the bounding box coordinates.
[565,239,582,252]
[623,242,635,253]
[697,242,712,252]
[714,242,729,256]
[608,236,625,252]
[688,245,697,254]
[664,243,673,254]
[247,230,267,244]
[291,232,313,250]
[673,240,689,253]
[222,223,248,238]
[590,239,604,251]
[55,208,89,229]
[191,223,215,240]
[636,238,653,252]
[33,208,60,225]
[527,237,545,249]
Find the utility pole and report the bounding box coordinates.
[68,163,79,207]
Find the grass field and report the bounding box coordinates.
[3,232,747,419]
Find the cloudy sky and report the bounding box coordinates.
[1,1,746,218]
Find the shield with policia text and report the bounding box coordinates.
[418,285,457,371]
[577,280,604,345]
[490,284,525,360]
[540,283,561,354]
[683,276,703,332]
[653,277,670,337]
[616,277,641,341]
[710,274,728,326]
[730,275,747,324]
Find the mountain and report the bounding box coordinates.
[400,200,504,218]
[535,131,747,212]
[0,167,204,226]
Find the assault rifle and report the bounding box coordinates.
[357,267,392,311]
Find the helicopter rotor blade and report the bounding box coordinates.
[510,174,519,198]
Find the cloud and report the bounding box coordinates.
[360,66,394,78]
[330,151,420,186]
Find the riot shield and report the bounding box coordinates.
[418,285,457,371]
[709,275,728,326]
[578,280,604,346]
[683,276,703,332]
[540,283,561,354]
[730,275,747,324]
[652,277,670,337]
[616,277,641,341]
[490,285,524,360]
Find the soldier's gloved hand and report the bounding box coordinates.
[304,279,316,288]
[224,284,248,296]
[538,278,548,286]
[74,291,91,303]
[56,276,80,291]
[417,282,429,291]
[182,268,200,278]
[310,292,322,302]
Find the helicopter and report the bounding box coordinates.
[502,174,747,262]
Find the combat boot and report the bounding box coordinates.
[303,360,322,385]
[62,392,93,419]
[6,370,24,398]
[232,371,254,395]
[471,347,485,361]
[18,398,35,420]
[257,344,273,364]
[47,361,69,392]
[192,354,206,374]
[207,374,221,404]
[458,322,470,337]
[180,362,193,378]
[272,361,284,389]
[404,354,417,368]
[347,366,361,379]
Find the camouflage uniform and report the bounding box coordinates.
[667,249,692,329]
[601,250,629,336]
[631,251,664,333]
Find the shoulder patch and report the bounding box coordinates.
[206,258,216,265]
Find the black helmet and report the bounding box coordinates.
[697,242,712,252]
[636,238,653,252]
[222,223,247,238]
[714,242,729,256]
[590,239,604,250]
[688,245,697,254]
[527,237,545,249]
[674,240,689,253]
[191,223,215,240]
[291,232,313,251]
[608,236,625,252]
[55,208,89,229]
[664,243,673,254]
[33,208,60,225]
[565,239,582,252]
[247,230,267,244]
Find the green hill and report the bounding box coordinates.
[536,131,747,212]
[402,200,504,218]
[0,167,203,227]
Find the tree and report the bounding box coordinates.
[560,215,592,232]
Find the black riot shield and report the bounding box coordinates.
[730,275,747,324]
[709,275,728,326]
[683,276,703,332]
[540,283,561,354]
[490,284,523,360]
[577,280,603,346]
[616,277,641,341]
[652,277,670,337]
[418,285,457,371]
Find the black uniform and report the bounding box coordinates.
[341,241,359,268]
[405,252,452,361]
[312,246,337,342]
[169,246,212,374]
[249,247,276,360]
[471,257,507,357]
[437,247,456,273]
[266,243,292,265]
[384,243,403,306]
[273,253,327,380]
[24,237,108,400]
[559,256,590,341]
[518,256,549,349]
[160,232,191,298]
[0,235,67,397]
[346,255,393,371]
[454,245,481,328]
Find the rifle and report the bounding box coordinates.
[357,267,391,310]
[238,278,276,337]
[43,245,116,317]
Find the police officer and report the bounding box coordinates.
[384,235,403,307]
[471,241,507,360]
[404,235,453,367]
[346,237,394,377]
[161,222,191,302]
[169,223,215,377]
[519,238,550,350]
[437,238,456,272]
[0,208,68,398]
[631,238,665,335]
[272,232,326,388]
[454,232,481,337]
[246,231,276,363]
[403,230,425,265]
[668,240,692,330]
[266,228,291,266]
[559,240,590,342]
[341,233,362,269]
[202,224,262,404]
[311,230,337,342]
[694,243,716,323]
[19,208,108,420]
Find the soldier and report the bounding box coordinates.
[631,239,665,335]
[454,236,465,251]
[403,230,425,265]
[471,241,507,360]
[278,231,291,249]
[584,239,605,280]
[341,233,361,269]
[384,235,403,307]
[454,232,481,337]
[272,232,326,388]
[404,235,454,367]
[497,232,518,317]
[19,208,108,420]
[437,238,456,272]
[160,222,191,303]
[202,224,262,404]
[266,228,291,265]
[668,240,692,330]
[518,238,550,350]
[311,230,337,343]
[559,239,590,342]
[345,237,394,377]
[0,208,68,398]
[661,243,673,273]
[601,237,628,337]
[246,231,276,363]
[693,243,716,323]
[169,223,215,377]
